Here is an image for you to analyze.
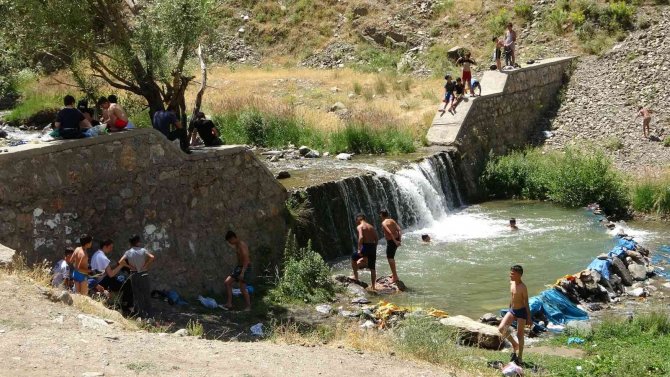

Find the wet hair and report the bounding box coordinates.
[64,95,76,106]
[421,234,430,241]
[380,210,389,218]
[97,96,109,106]
[196,111,206,119]
[444,74,452,80]
[456,77,462,82]
[107,95,118,104]
[356,213,366,221]
[225,230,237,241]
[510,218,516,225]
[511,265,524,275]
[507,22,513,27]
[64,247,75,256]
[79,234,93,246]
[101,239,114,248]
[129,234,141,246]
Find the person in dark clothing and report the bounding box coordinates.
[189,112,223,147]
[82,108,101,127]
[152,106,191,153]
[119,235,155,319]
[55,95,92,139]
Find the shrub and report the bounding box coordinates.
[604,1,635,31]
[352,82,362,95]
[487,9,512,35]
[603,136,623,151]
[545,8,570,34]
[186,319,204,337]
[267,232,335,304]
[482,147,629,215]
[631,183,656,213]
[514,0,534,22]
[394,317,458,364]
[374,77,387,95]
[664,138,670,147]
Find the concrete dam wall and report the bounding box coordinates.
[0,129,287,294]
[427,57,575,201]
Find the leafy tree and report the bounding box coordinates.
[0,0,218,120]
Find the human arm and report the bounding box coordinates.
[357,226,364,253]
[395,224,402,246]
[141,251,155,271]
[105,262,124,278]
[79,118,92,129]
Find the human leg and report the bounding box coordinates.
[516,318,526,362]
[224,276,234,308]
[351,251,360,281]
[498,312,519,352]
[386,242,399,282]
[240,281,251,311]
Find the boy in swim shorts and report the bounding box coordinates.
[439,75,456,115]
[498,265,531,365]
[351,214,379,291]
[71,234,93,295]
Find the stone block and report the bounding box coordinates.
[440,315,504,350]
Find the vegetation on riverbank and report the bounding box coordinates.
[631,175,670,215]
[482,147,630,216]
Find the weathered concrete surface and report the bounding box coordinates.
[440,315,504,350]
[0,129,288,294]
[427,57,575,201]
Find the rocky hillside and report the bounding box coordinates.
[210,0,589,74]
[544,5,670,175]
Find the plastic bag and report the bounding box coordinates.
[502,361,523,376]
[197,295,218,309]
[250,323,264,336]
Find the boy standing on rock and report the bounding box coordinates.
[351,214,378,291]
[498,265,531,365]
[635,106,653,138]
[380,210,402,283]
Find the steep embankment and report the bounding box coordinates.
[545,6,670,175]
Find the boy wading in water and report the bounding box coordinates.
[224,231,252,311]
[498,265,531,365]
[380,210,402,283]
[351,214,378,291]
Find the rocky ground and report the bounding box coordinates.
[544,6,670,176]
[0,271,461,377]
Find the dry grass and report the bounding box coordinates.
[72,294,138,331]
[189,66,443,136]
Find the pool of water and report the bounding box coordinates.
[332,200,669,318]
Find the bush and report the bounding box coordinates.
[487,9,512,35]
[514,0,534,22]
[545,8,570,34]
[482,147,629,215]
[267,232,335,304]
[631,183,656,213]
[604,1,635,31]
[352,82,362,95]
[394,317,459,364]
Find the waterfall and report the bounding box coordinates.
[296,152,465,259]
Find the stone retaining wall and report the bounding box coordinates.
[0,130,288,294]
[427,57,575,201]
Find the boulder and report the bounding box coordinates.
[174,329,188,337]
[298,146,311,156]
[440,315,503,350]
[447,46,466,61]
[336,153,353,160]
[329,102,347,112]
[305,150,320,158]
[628,264,647,281]
[275,171,291,179]
[610,257,634,286]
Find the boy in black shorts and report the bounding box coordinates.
[380,210,402,283]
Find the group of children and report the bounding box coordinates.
[51,234,155,318]
[439,52,482,116]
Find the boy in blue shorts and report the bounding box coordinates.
[71,234,93,295]
[439,75,456,115]
[471,78,482,97]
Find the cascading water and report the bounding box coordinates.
[295,152,465,258]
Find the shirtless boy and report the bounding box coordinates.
[457,52,477,97]
[498,265,531,365]
[492,36,503,70]
[380,210,402,283]
[635,107,653,138]
[224,231,252,311]
[351,214,379,291]
[71,234,93,295]
[98,95,130,132]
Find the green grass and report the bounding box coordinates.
[487,8,512,35]
[630,177,670,215]
[186,319,205,337]
[4,93,61,124]
[212,109,416,155]
[603,136,623,151]
[514,0,534,22]
[542,312,670,376]
[482,147,630,216]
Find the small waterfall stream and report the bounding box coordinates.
[295,152,465,258]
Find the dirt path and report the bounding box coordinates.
[0,273,455,377]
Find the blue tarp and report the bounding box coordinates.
[608,246,627,259]
[617,238,637,250]
[587,258,611,280]
[525,289,589,325]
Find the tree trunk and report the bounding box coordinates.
[190,44,208,130]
